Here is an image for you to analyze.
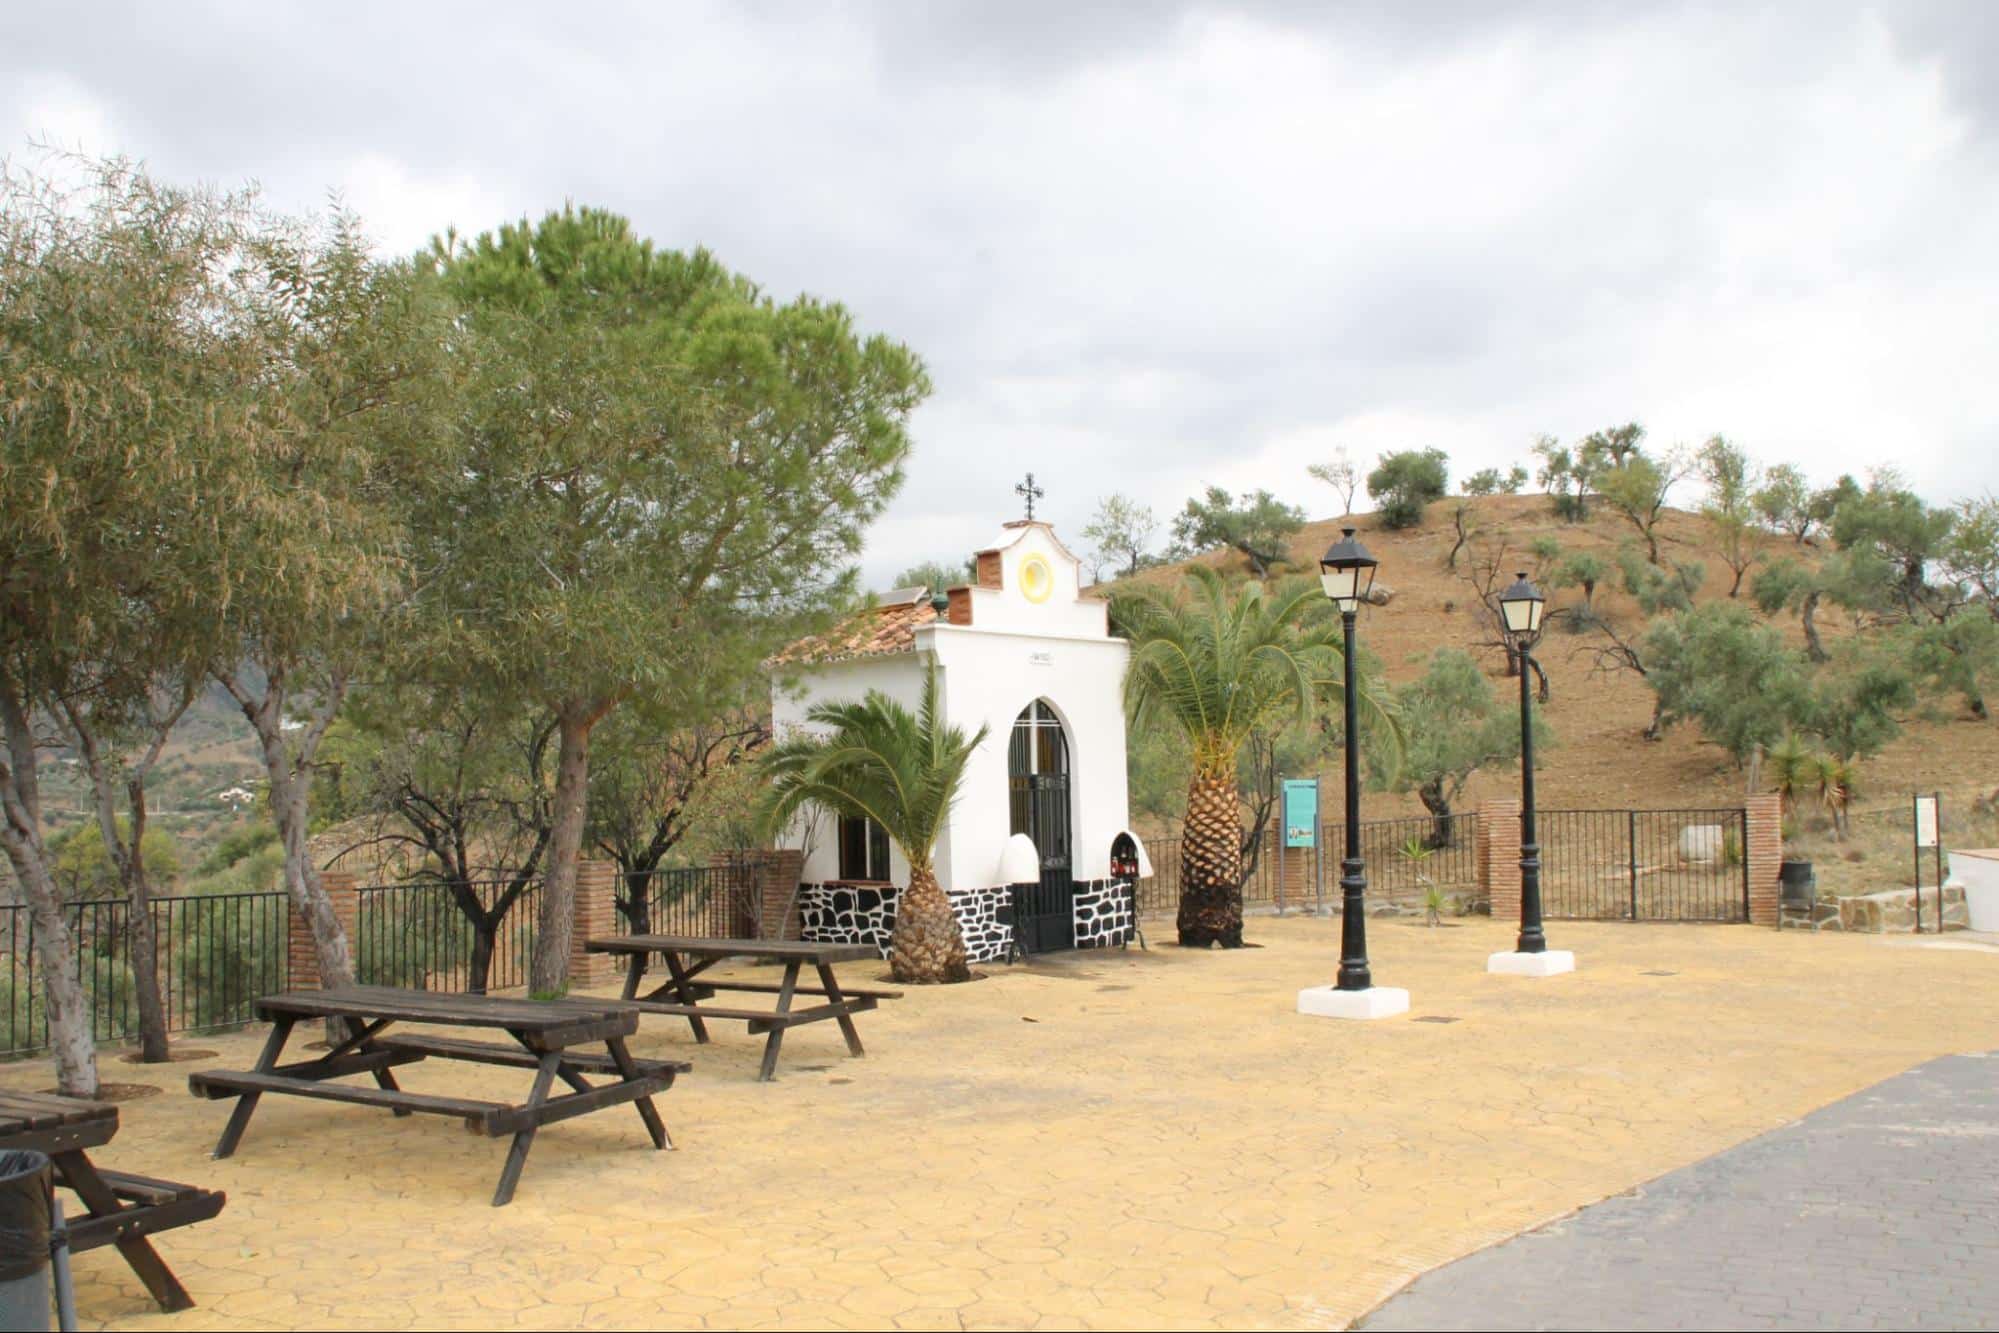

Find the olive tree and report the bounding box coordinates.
[0,159,272,1092]
[426,207,927,994]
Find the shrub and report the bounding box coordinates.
[1367,449,1450,529]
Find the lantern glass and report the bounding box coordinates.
[1318,527,1379,615]
[1498,572,1546,641]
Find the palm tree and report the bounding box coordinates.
[1114,565,1397,948]
[760,662,986,984]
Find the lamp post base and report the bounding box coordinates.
[1296,984,1410,1020]
[1486,949,1576,977]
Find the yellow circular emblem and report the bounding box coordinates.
[1020,554,1054,604]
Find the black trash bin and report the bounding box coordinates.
[0,1150,52,1332]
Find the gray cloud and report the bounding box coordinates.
[6,1,1996,583]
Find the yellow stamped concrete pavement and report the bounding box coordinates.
[15,915,1999,1331]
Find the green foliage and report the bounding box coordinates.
[1113,567,1398,782]
[1082,494,1159,580]
[195,823,279,878]
[1643,602,1808,765]
[1595,437,1689,565]
[1697,436,1761,595]
[48,821,180,902]
[1384,649,1547,822]
[425,205,928,716]
[1533,435,1597,521]
[1617,546,1706,614]
[1170,486,1305,576]
[1551,550,1610,619]
[1829,473,1954,615]
[1908,612,1999,718]
[1753,463,1818,543]
[1766,732,1817,812]
[1941,496,1999,607]
[1367,448,1450,529]
[1306,449,1362,514]
[758,664,984,874]
[892,560,973,592]
[1462,465,1528,497]
[1807,645,1916,761]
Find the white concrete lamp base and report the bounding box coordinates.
[1486,949,1577,977]
[1296,984,1411,1020]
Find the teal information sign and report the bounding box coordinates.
[1282,779,1318,849]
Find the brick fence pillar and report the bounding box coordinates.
[288,869,358,990]
[757,850,805,940]
[567,860,621,988]
[1744,793,1783,926]
[1479,799,1523,925]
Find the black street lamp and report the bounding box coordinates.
[1496,571,1560,966]
[1319,528,1379,991]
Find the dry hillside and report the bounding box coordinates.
[1112,493,1999,826]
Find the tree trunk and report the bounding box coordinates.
[1178,771,1244,948]
[888,863,970,984]
[68,709,173,1063]
[0,689,97,1096]
[1643,697,1664,741]
[529,704,600,996]
[120,781,170,1063]
[1415,778,1454,849]
[1801,589,1828,664]
[231,676,356,992]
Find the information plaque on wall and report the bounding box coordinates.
[1283,778,1319,849]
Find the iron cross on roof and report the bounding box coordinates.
[1015,472,1044,521]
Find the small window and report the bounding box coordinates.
[837,815,892,881]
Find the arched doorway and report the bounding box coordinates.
[1008,699,1074,953]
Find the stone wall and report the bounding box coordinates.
[1072,878,1136,949]
[797,881,1014,963]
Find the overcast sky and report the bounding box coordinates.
[7,1,1997,584]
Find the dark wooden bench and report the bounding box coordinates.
[0,1088,224,1312]
[587,936,901,1081]
[189,986,682,1206]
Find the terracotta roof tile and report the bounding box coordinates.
[767,597,940,668]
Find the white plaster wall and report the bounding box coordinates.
[920,622,1130,890]
[770,655,923,888]
[768,520,1131,894]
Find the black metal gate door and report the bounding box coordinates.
[1010,771,1075,953]
[1538,807,1750,922]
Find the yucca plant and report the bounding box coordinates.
[1113,566,1398,948]
[759,662,986,984]
[1400,837,1443,926]
[1814,753,1858,839]
[1767,732,1816,815]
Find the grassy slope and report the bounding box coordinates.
[1106,493,1999,827]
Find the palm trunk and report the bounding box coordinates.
[529,703,602,996]
[1178,771,1244,947]
[888,862,969,984]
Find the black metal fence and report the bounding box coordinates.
[1537,807,1748,922]
[615,864,761,939]
[0,891,290,1059]
[1136,812,1480,915]
[355,880,539,993]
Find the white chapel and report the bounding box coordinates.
[767,517,1141,960]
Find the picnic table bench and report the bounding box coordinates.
[188,986,687,1206]
[586,936,900,1082]
[0,1087,225,1312]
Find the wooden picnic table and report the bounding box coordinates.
[188,986,687,1206]
[586,936,900,1082]
[0,1087,225,1312]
